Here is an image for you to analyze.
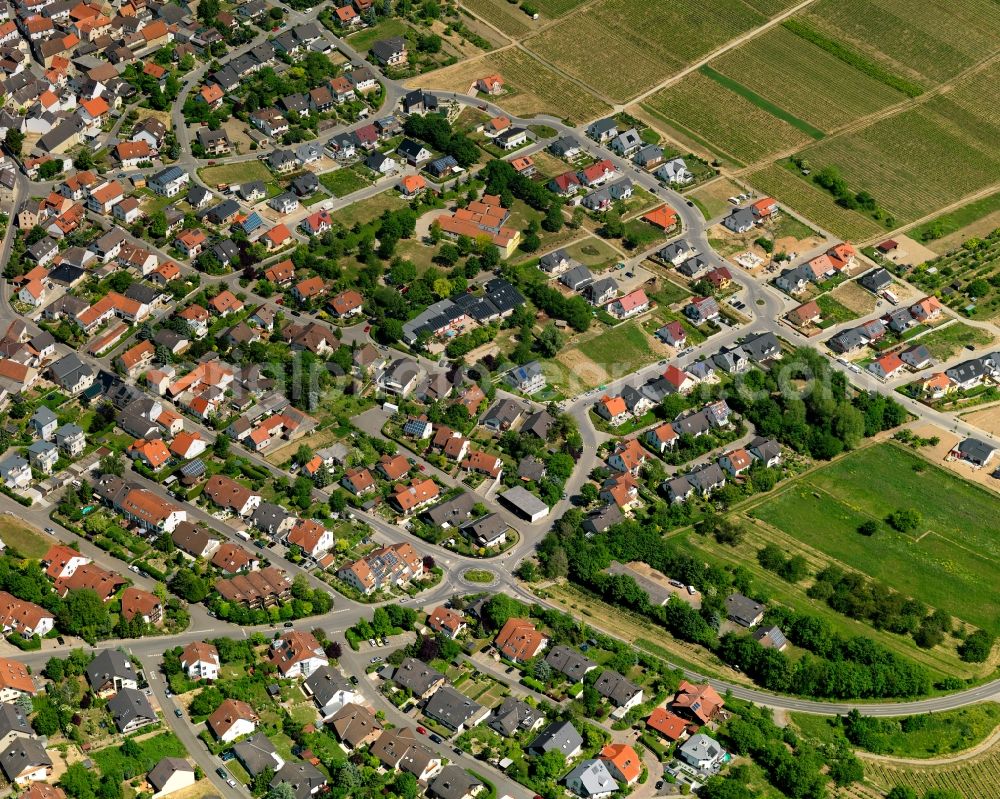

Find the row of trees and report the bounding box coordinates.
[535,507,934,698]
[403,113,479,168]
[727,348,908,460]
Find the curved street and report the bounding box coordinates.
[0,14,996,799]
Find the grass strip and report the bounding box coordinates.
[910,190,1000,242]
[782,19,924,98]
[698,65,826,140]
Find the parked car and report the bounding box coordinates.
[429,734,443,744]
[216,768,228,780]
[417,726,427,735]
[175,708,183,718]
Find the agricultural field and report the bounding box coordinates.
[748,443,1000,634]
[791,60,1000,226]
[745,164,886,241]
[413,49,611,123]
[679,527,979,682]
[802,0,1000,86]
[916,322,994,361]
[641,72,814,166]
[710,26,907,131]
[460,0,531,37]
[523,0,799,102]
[865,739,1000,799]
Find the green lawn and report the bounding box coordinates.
[0,518,54,559]
[319,168,371,197]
[93,732,187,777]
[576,321,657,372]
[916,322,994,360]
[649,278,692,308]
[563,237,620,270]
[198,161,273,187]
[815,293,857,326]
[749,443,1000,633]
[347,18,410,52]
[301,191,332,207]
[335,193,406,227]
[793,703,1000,758]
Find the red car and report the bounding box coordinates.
[416,726,427,735]
[364,325,371,333]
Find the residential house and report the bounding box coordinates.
[495,617,547,663]
[423,686,488,732]
[207,698,258,743]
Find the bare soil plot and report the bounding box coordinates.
[827,279,876,315]
[410,49,611,123]
[959,407,1000,440]
[686,178,748,220]
[221,118,255,154]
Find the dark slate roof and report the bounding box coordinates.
[545,645,596,681]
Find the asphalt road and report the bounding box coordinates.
[0,9,997,779]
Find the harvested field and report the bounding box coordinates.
[745,164,885,241]
[412,49,611,123]
[711,26,906,130]
[642,72,813,166]
[523,0,798,102]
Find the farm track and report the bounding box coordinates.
[730,49,1000,178]
[886,181,1000,248]
[620,0,819,110]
